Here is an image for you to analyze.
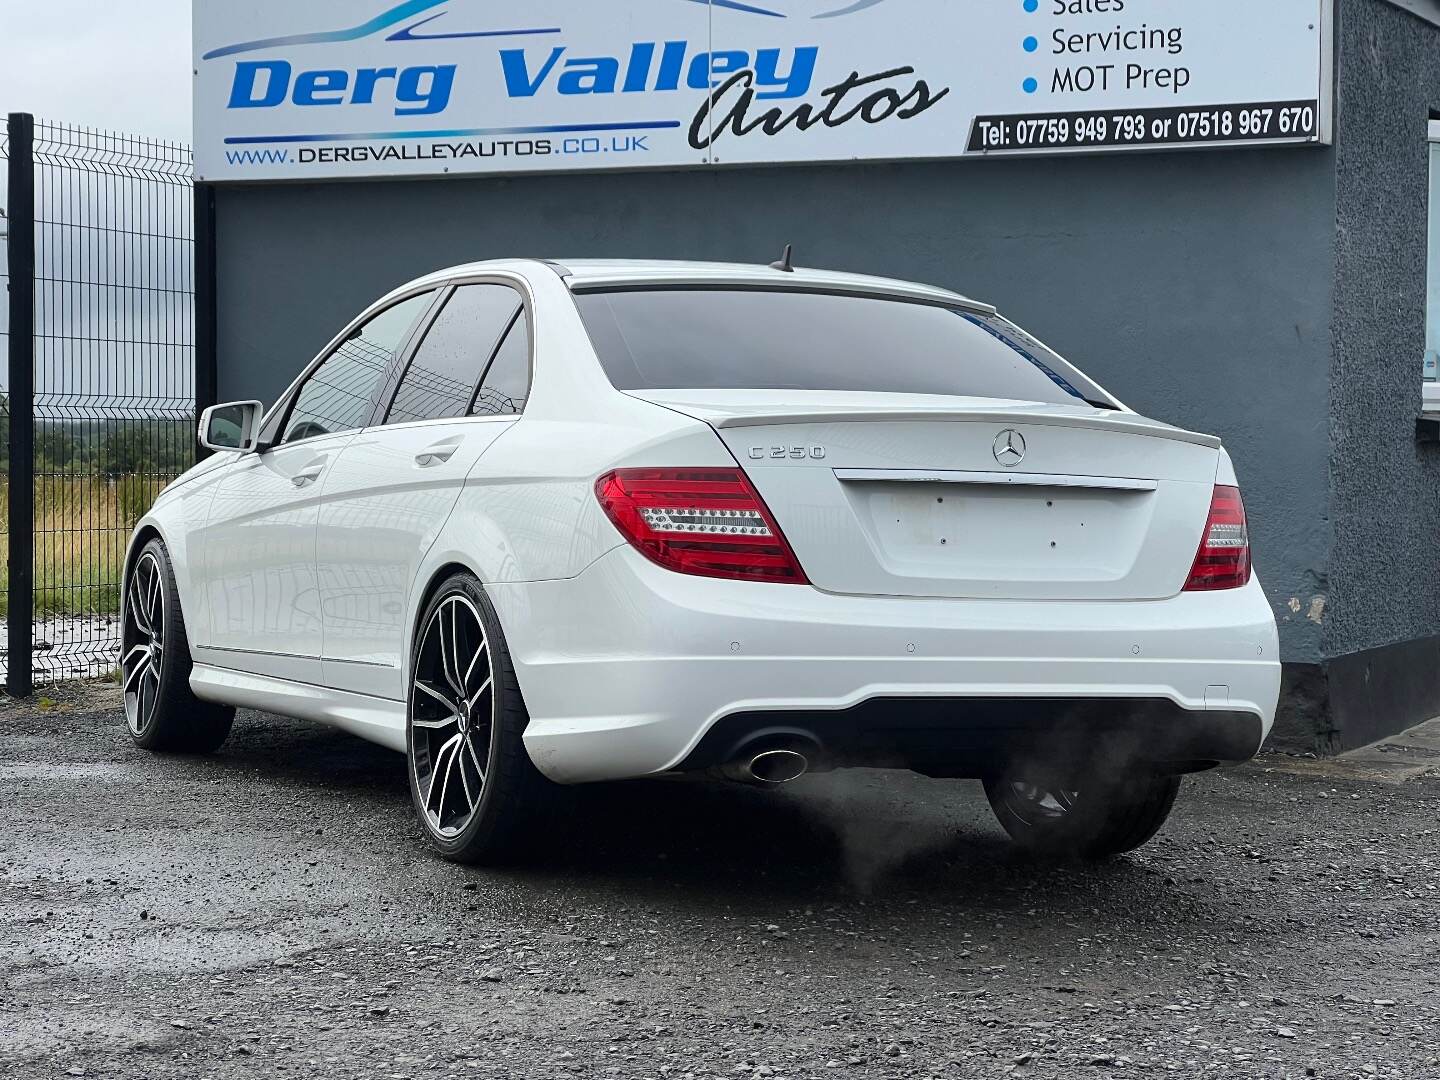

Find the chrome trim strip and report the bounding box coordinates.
[207,644,319,659]
[834,468,1159,492]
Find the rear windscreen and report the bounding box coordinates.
[574,288,1106,407]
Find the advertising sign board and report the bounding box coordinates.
[194,0,1334,182]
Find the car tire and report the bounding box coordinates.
[122,537,236,754]
[984,766,1181,860]
[407,571,553,864]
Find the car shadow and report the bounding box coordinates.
[534,771,1185,912]
[207,712,1184,914]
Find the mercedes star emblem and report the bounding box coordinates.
[993,429,1027,467]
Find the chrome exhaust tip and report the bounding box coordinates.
[714,735,821,785]
[744,748,810,785]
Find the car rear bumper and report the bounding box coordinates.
[487,547,1281,784]
[673,697,1266,779]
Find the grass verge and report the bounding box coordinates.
[0,475,168,617]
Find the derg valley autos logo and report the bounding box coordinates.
[204,0,946,150]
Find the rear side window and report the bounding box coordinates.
[470,311,530,417]
[283,291,433,444]
[386,284,522,424]
[574,289,1106,407]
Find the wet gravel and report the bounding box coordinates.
[2,705,1439,1079]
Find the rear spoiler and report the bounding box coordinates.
[706,407,1223,449]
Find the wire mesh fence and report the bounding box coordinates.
[3,116,196,687]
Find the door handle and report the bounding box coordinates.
[292,466,325,488]
[415,439,462,467]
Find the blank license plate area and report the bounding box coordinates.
[849,481,1152,584]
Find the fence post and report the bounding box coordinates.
[6,113,36,697]
[194,182,218,463]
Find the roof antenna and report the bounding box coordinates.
[769,243,794,273]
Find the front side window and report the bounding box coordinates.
[574,288,1109,408]
[470,311,531,417]
[387,284,523,425]
[284,292,433,444]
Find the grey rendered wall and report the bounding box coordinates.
[1327,0,1440,659]
[213,144,1336,662]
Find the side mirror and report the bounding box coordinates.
[199,401,264,454]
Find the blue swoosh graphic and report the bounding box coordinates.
[203,0,448,60]
[678,0,787,15]
[680,0,886,15]
[815,0,887,17]
[388,12,560,41]
[203,0,888,63]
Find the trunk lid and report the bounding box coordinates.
[631,390,1221,601]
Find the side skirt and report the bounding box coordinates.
[189,663,407,753]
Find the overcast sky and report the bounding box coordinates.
[0,0,192,142]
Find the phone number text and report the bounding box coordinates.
[967,100,1320,154]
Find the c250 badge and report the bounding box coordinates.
[749,446,827,460]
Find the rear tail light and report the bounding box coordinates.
[595,468,808,584]
[1184,485,1252,591]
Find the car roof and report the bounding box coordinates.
[414,258,996,315]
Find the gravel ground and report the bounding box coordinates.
[2,700,1439,1080]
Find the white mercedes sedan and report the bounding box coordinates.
[122,259,1280,863]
